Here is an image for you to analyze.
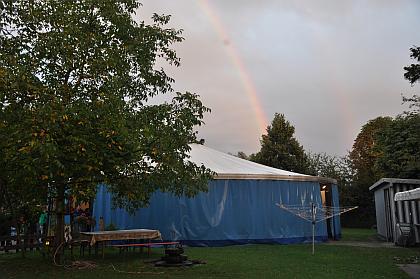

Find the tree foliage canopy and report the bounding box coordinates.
[375,114,420,179]
[403,46,420,113]
[0,0,212,231]
[404,46,420,85]
[349,116,393,181]
[307,152,353,186]
[344,113,419,227]
[331,117,392,228]
[251,113,310,173]
[382,46,420,178]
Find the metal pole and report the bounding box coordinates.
[311,203,316,255]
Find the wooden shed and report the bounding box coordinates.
[369,178,420,243]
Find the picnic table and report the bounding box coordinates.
[80,229,162,257]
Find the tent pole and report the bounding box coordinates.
[311,202,316,255]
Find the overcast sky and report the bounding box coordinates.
[137,0,420,156]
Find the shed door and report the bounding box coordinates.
[384,188,393,242]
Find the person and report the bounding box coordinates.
[38,206,47,242]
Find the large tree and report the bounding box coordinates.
[375,114,420,179]
[404,46,420,85]
[342,47,420,227]
[403,46,420,113]
[374,47,420,178]
[349,117,393,181]
[0,0,212,250]
[373,46,420,178]
[344,117,393,227]
[252,113,310,173]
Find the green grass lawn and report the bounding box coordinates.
[340,227,377,242]
[0,229,417,279]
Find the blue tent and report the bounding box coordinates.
[93,144,341,246]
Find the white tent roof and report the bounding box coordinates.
[187,144,336,183]
[395,187,420,201]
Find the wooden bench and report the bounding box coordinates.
[109,241,180,256]
[0,235,41,253]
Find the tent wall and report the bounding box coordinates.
[331,184,341,239]
[93,180,328,246]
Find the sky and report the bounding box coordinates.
[136,0,420,156]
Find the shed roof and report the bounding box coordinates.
[188,144,336,183]
[369,178,420,192]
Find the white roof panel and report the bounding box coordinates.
[187,144,335,183]
[395,187,420,201]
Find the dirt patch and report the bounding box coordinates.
[325,241,401,248]
[397,264,420,279]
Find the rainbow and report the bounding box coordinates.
[197,0,268,136]
[197,2,356,153]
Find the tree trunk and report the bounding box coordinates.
[54,184,66,262]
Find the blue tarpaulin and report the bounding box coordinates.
[331,184,342,239]
[93,179,339,246]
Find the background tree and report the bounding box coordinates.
[404,46,420,85]
[307,152,353,187]
[375,114,420,179]
[403,46,420,113]
[374,48,420,179]
[0,0,212,252]
[252,113,310,173]
[349,117,393,180]
[346,116,393,227]
[342,47,420,227]
[235,151,249,160]
[376,46,420,178]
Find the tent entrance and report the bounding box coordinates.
[320,184,334,238]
